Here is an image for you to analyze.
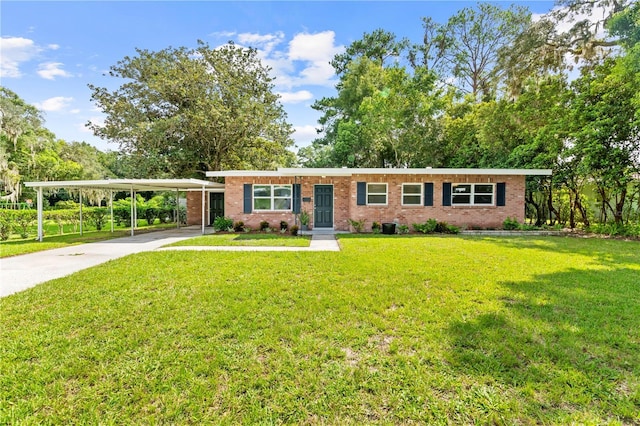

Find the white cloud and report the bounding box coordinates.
[210,30,236,39]
[0,36,40,77]
[37,62,72,80]
[215,30,343,90]
[34,96,73,112]
[278,90,314,104]
[48,44,60,50]
[70,109,81,114]
[293,124,320,146]
[289,31,342,62]
[238,31,285,54]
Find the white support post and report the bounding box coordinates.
[37,187,43,242]
[130,186,134,236]
[79,190,83,236]
[201,186,206,234]
[110,190,114,233]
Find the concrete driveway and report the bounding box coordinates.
[0,228,209,298]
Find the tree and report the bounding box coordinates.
[88,40,294,178]
[411,3,531,100]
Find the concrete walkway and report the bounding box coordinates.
[0,229,339,298]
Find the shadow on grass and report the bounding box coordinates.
[445,267,640,421]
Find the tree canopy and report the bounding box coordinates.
[88,40,295,178]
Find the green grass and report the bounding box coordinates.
[1,236,639,424]
[0,223,178,258]
[164,232,311,247]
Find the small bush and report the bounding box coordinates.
[259,221,270,231]
[397,224,409,234]
[0,218,10,241]
[87,207,108,231]
[233,221,245,232]
[348,218,366,233]
[280,221,288,231]
[290,225,299,236]
[213,216,234,232]
[413,218,438,234]
[503,217,519,230]
[371,221,381,234]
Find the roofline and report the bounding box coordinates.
[24,178,221,191]
[206,168,553,177]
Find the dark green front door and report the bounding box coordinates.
[314,185,333,228]
[209,192,224,224]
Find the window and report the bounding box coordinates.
[451,183,494,206]
[402,183,422,205]
[367,183,387,205]
[253,184,292,211]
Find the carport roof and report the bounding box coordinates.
[24,178,222,192]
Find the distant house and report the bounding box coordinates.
[186,168,552,231]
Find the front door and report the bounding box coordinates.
[314,185,333,228]
[209,192,225,224]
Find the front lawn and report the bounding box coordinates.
[1,236,638,424]
[165,233,311,248]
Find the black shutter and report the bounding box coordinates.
[357,182,366,205]
[496,182,506,206]
[442,182,452,206]
[293,183,301,213]
[243,184,252,213]
[424,182,434,206]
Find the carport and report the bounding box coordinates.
[24,179,221,242]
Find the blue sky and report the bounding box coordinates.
[1,1,556,152]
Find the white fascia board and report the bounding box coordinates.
[206,171,283,177]
[279,168,552,176]
[24,179,218,191]
[205,168,553,178]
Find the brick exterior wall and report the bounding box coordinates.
[204,174,526,231]
[186,191,209,226]
[187,174,525,231]
[348,174,525,231]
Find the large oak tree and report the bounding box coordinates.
[88,41,294,178]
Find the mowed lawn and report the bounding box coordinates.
[1,236,639,424]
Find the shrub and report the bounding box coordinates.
[348,218,366,233]
[280,221,288,231]
[290,225,299,236]
[503,217,520,230]
[86,207,108,231]
[233,221,245,232]
[11,210,36,239]
[0,217,10,241]
[144,207,158,226]
[259,221,270,231]
[397,224,409,234]
[213,216,234,232]
[413,218,438,234]
[371,221,381,233]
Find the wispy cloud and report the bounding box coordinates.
[0,36,40,78]
[37,62,72,80]
[225,30,343,90]
[278,90,314,104]
[34,96,73,112]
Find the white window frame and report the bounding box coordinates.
[366,183,388,205]
[253,184,292,211]
[402,183,423,206]
[451,183,495,206]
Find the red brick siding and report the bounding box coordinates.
[186,191,209,226]
[216,174,526,231]
[349,174,525,231]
